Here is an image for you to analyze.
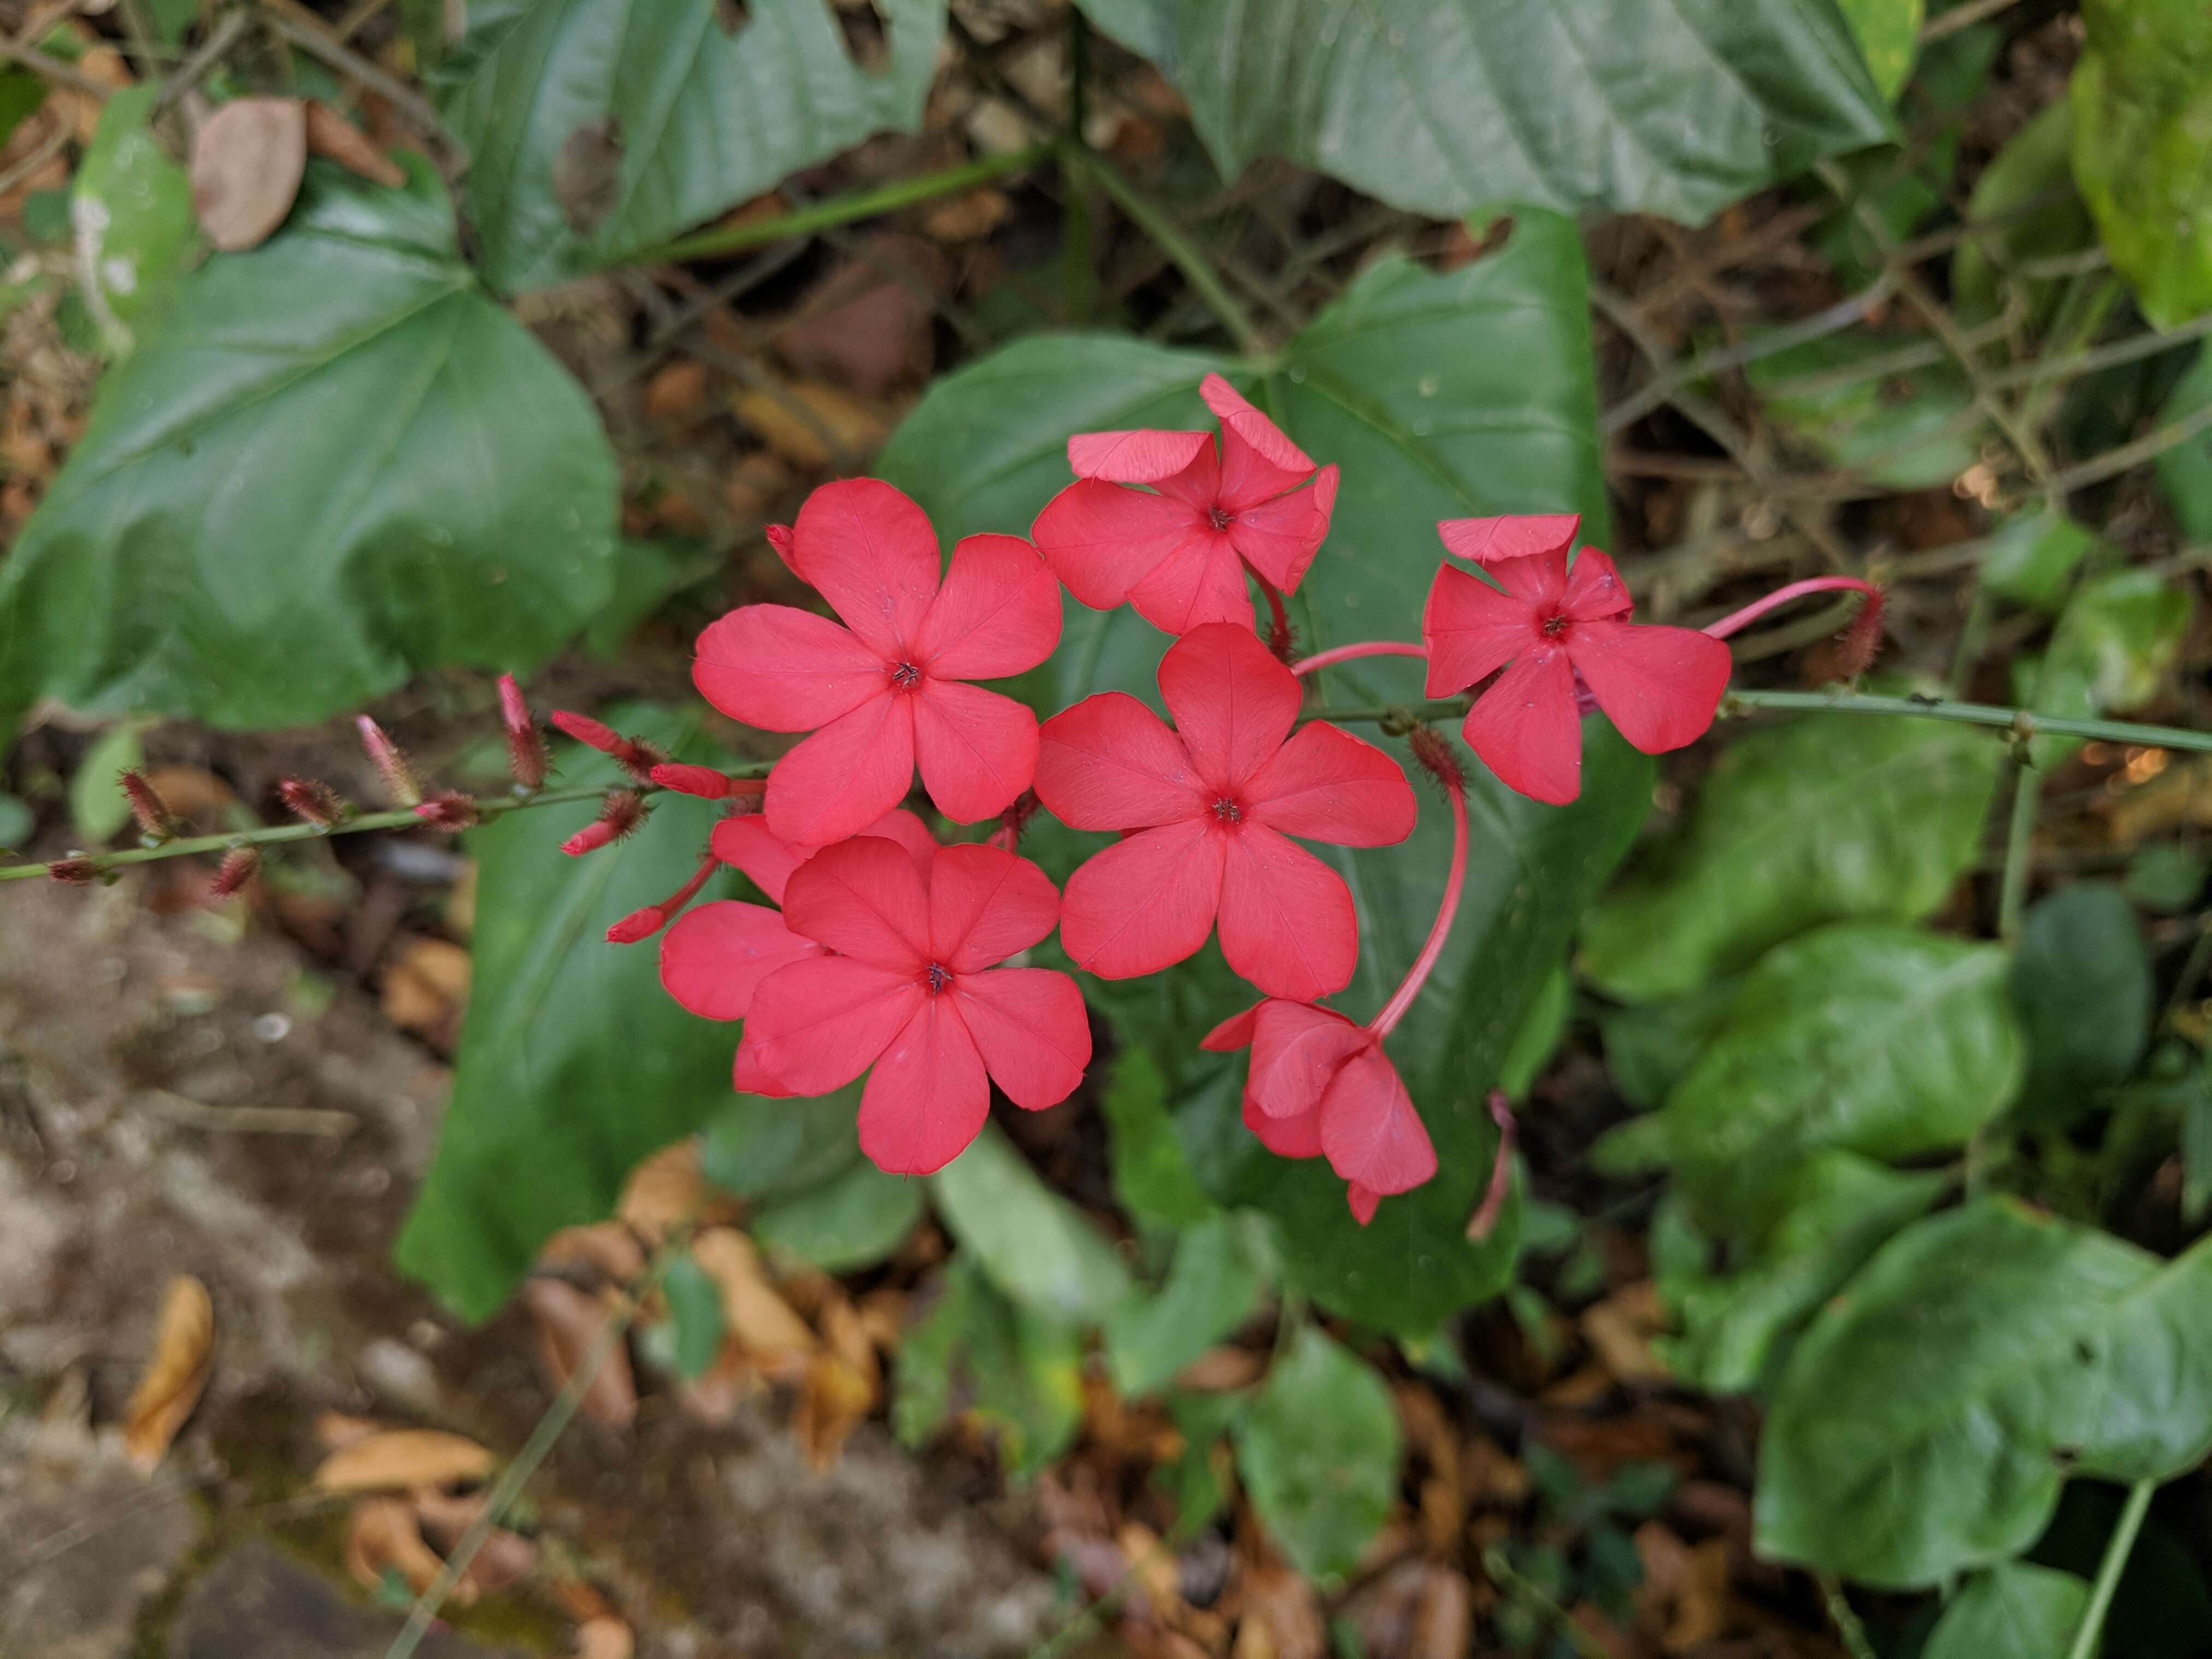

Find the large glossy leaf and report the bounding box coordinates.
[0,157,620,730]
[1236,1327,1400,1582]
[879,214,1648,1333]
[1756,1198,2212,1587]
[1580,712,2004,1003]
[1652,925,2020,1223]
[1925,1563,2089,1659]
[1097,0,1892,226]
[395,710,739,1320]
[439,0,948,294]
[2011,883,2152,1126]
[2071,0,2212,330]
[930,1123,1135,1326]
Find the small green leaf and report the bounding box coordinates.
[701,1085,862,1204]
[2011,883,2152,1126]
[930,1123,1134,1326]
[1237,1328,1399,1582]
[1597,978,1742,1110]
[1747,331,1980,490]
[2152,346,2212,543]
[1497,961,1570,1102]
[1105,1213,1266,1398]
[71,85,201,350]
[0,69,46,154]
[1581,714,2005,1003]
[69,723,144,845]
[754,1158,925,1275]
[1656,925,2021,1223]
[1981,509,2102,613]
[1098,1043,1216,1230]
[1950,95,2091,329]
[1837,0,1923,99]
[1756,1198,2212,1586]
[893,1259,1083,1480]
[2022,568,2195,768]
[662,1250,726,1381]
[2125,844,2206,914]
[2185,1058,2212,1225]
[1925,1562,2090,1659]
[2072,0,2212,328]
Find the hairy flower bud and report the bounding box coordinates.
[1836,585,1886,679]
[414,791,480,833]
[48,856,101,885]
[210,845,260,899]
[1407,725,1466,795]
[121,769,178,841]
[278,776,344,828]
[550,711,664,784]
[649,762,737,799]
[355,715,420,807]
[561,790,648,857]
[498,673,546,791]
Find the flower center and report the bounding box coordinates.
[1210,796,1243,825]
[889,661,923,691]
[1539,613,1572,640]
[924,962,952,994]
[1207,504,1234,532]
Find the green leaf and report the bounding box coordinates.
[1837,0,1923,99]
[1236,1327,1399,1582]
[1656,1150,1947,1394]
[2036,568,2195,726]
[1098,1043,1216,1231]
[395,710,740,1320]
[2071,0,2212,330]
[68,722,145,845]
[881,213,1646,1334]
[0,70,46,154]
[0,793,32,852]
[1756,1198,2212,1586]
[1070,0,1174,69]
[2153,346,2212,543]
[1926,1562,2090,1659]
[2011,883,2152,1126]
[2125,844,2206,914]
[1653,925,2019,1223]
[1950,95,2092,329]
[1746,331,1981,490]
[893,1258,1083,1480]
[753,1158,925,1274]
[1104,1213,1266,1398]
[1581,714,2004,1003]
[663,1249,727,1380]
[1497,961,1570,1102]
[71,85,201,350]
[1120,0,1891,226]
[929,1123,1134,1326]
[0,157,620,730]
[1597,978,1742,1110]
[701,1084,864,1204]
[438,0,949,295]
[2186,1063,2212,1225]
[1981,509,2102,613]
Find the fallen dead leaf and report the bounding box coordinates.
[794,1348,876,1472]
[346,1496,454,1601]
[1410,1565,1473,1659]
[730,379,887,468]
[856,1286,908,1354]
[410,1487,538,1595]
[192,97,309,252]
[382,936,472,1033]
[123,1275,214,1472]
[313,1410,380,1452]
[1178,1346,1265,1392]
[551,1578,619,1622]
[313,1428,496,1493]
[1232,1562,1326,1659]
[617,1139,706,1243]
[574,1615,634,1659]
[643,359,710,427]
[1463,1433,1531,1508]
[691,1228,816,1377]
[1634,1522,1732,1655]
[540,1221,645,1284]
[921,186,1011,242]
[1581,1282,1670,1386]
[523,1278,638,1429]
[303,100,405,188]
[776,233,947,396]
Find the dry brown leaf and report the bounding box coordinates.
[1633,1522,1731,1655]
[1410,1566,1473,1659]
[856,1286,908,1353]
[303,100,405,188]
[921,186,1011,243]
[730,380,888,467]
[617,1138,706,1243]
[1177,1346,1265,1392]
[1463,1434,1531,1508]
[551,1578,619,1622]
[1232,1562,1325,1659]
[345,1496,455,1601]
[1581,1283,1670,1386]
[522,1278,638,1429]
[574,1615,634,1659]
[794,1349,876,1472]
[643,359,711,427]
[313,1409,381,1452]
[313,1428,496,1493]
[540,1222,646,1284]
[691,1228,816,1376]
[123,1275,214,1472]
[382,936,472,1033]
[776,234,946,396]
[192,97,309,252]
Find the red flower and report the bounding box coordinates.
[693,480,1062,847]
[1032,373,1339,636]
[710,806,937,905]
[1033,622,1415,1002]
[1421,537,1730,805]
[709,837,1091,1175]
[1202,999,1437,1225]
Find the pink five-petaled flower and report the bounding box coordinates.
[1421,531,1731,806]
[1034,622,1416,1002]
[1202,1000,1436,1225]
[702,836,1090,1175]
[693,479,1062,848]
[1031,373,1340,637]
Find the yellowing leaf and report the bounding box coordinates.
[690,1228,816,1375]
[123,1274,213,1471]
[313,1428,496,1493]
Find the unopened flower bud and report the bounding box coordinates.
[764,523,796,564]
[498,674,547,791]
[121,769,178,841]
[561,790,647,857]
[1836,585,1886,679]
[649,762,736,799]
[414,791,480,833]
[1407,726,1467,795]
[356,715,420,807]
[550,710,664,784]
[606,904,666,944]
[48,856,101,885]
[278,776,345,828]
[210,845,260,899]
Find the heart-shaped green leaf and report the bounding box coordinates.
[1924,1563,2089,1659]
[1236,1326,1400,1581]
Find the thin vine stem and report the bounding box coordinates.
[1076,142,1268,356]
[1997,760,2043,943]
[2066,1479,2157,1659]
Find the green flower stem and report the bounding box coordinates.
[2066,1478,2158,1659]
[1998,760,2044,943]
[0,766,773,885]
[632,144,1055,268]
[1074,143,1269,357]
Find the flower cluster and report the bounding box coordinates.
[547,381,1879,1222]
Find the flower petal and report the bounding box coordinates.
[786,479,943,657]
[1035,692,1203,830]
[1068,427,1214,483]
[1158,622,1302,791]
[1319,1051,1436,1196]
[858,996,989,1175]
[913,534,1063,680]
[659,900,822,1021]
[711,807,932,904]
[1201,1001,1265,1051]
[1567,620,1732,755]
[781,833,930,971]
[1421,562,1536,697]
[1489,546,1572,611]
[1126,533,1255,636]
[1347,1183,1380,1225]
[1462,646,1582,805]
[954,967,1092,1109]
[1227,464,1336,593]
[1437,513,1580,566]
[692,604,886,731]
[1060,818,1228,980]
[913,679,1039,824]
[1202,373,1314,506]
[1243,1090,1323,1158]
[1562,545,1635,621]
[860,807,940,873]
[1033,479,1204,610]
[1247,999,1368,1119]
[1216,825,1358,1001]
[763,694,916,846]
[929,842,1061,971]
[733,1030,796,1097]
[1245,721,1417,846]
[745,956,921,1096]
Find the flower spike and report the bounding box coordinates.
[278,776,344,828]
[210,846,259,898]
[414,792,480,833]
[550,710,664,785]
[121,769,178,842]
[355,715,420,807]
[498,674,547,791]
[561,790,648,857]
